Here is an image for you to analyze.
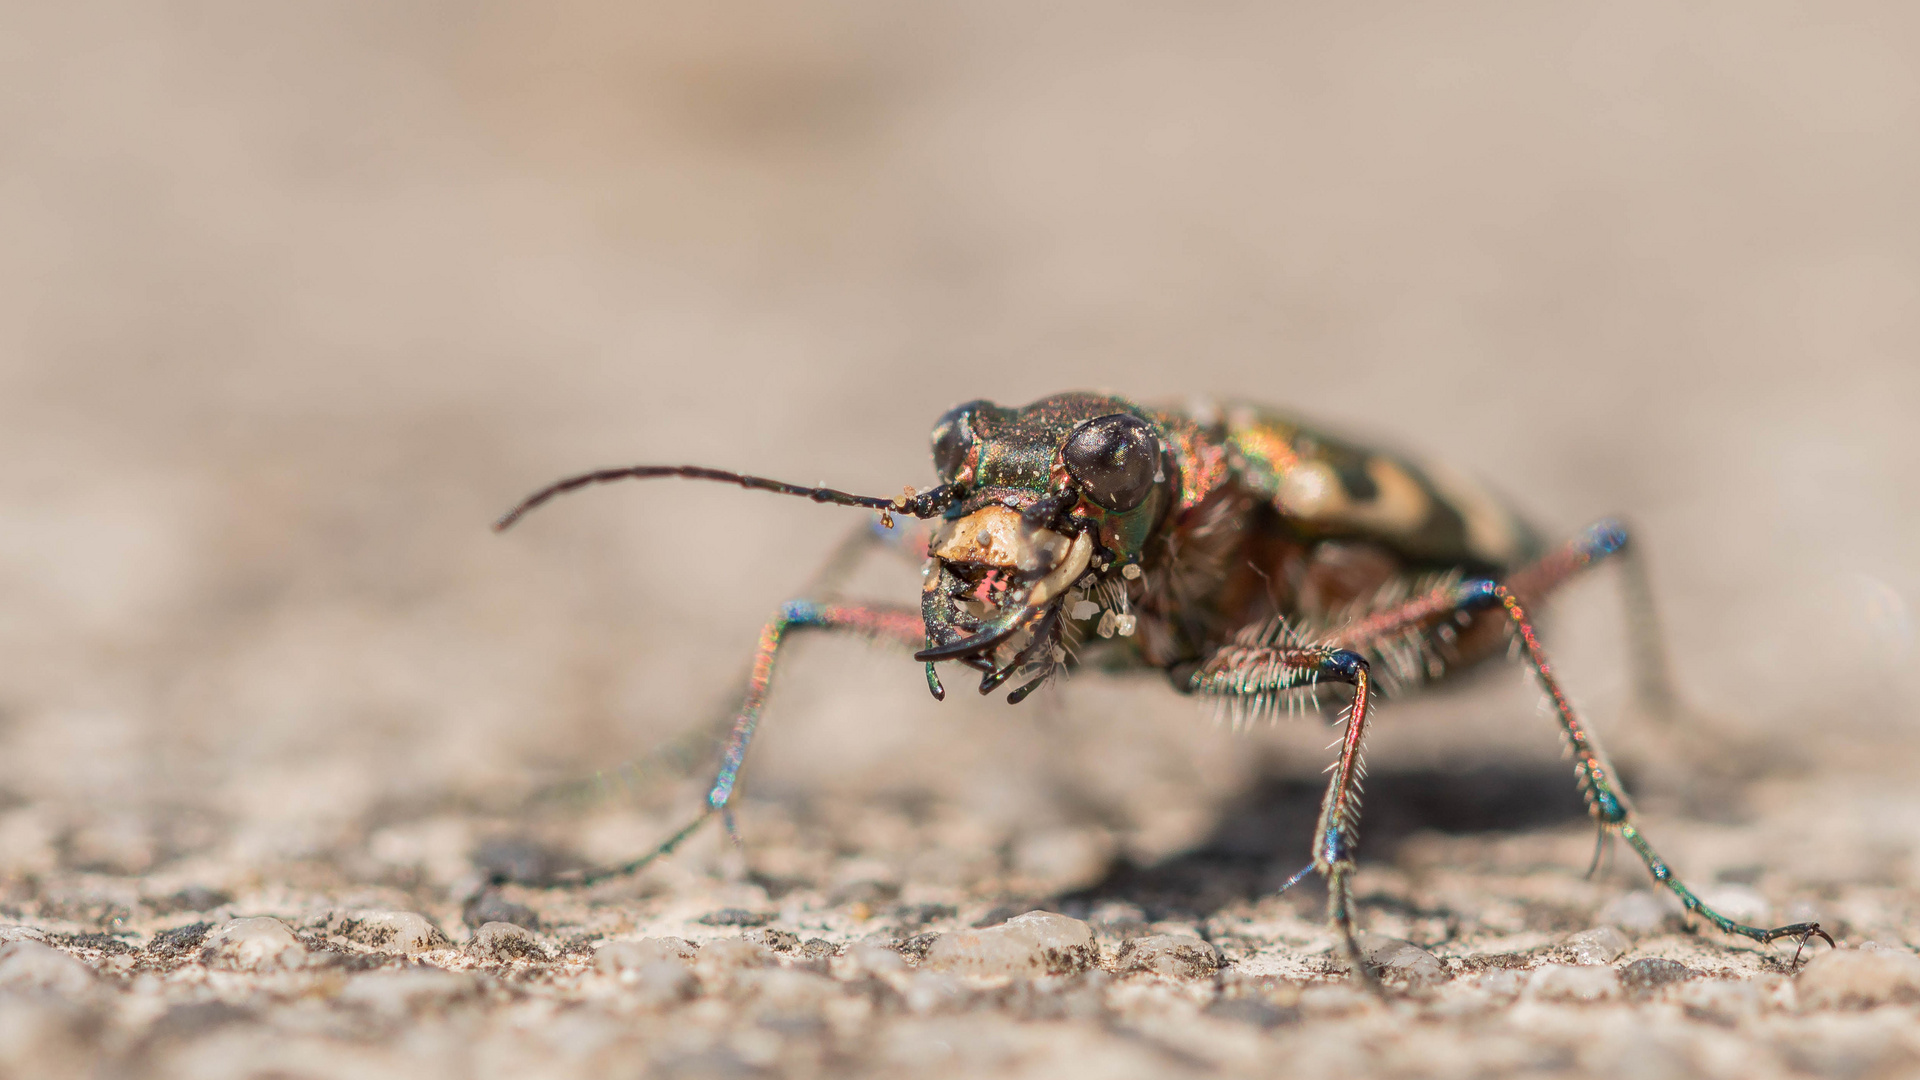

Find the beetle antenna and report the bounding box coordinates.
[495,466,956,531]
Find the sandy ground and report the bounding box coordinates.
[1,2,1918,1077]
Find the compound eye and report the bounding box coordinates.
[930,400,987,483]
[1062,414,1161,512]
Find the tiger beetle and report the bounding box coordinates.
[495,392,1832,984]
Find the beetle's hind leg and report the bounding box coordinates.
[1187,520,1832,980]
[1489,581,1832,961]
[1372,522,1830,961]
[549,600,927,888]
[1505,520,1761,791]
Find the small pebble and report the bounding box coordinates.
[922,911,1096,979]
[1599,890,1680,934]
[1525,964,1620,1003]
[1619,957,1695,998]
[469,921,546,962]
[1114,934,1223,980]
[0,942,94,998]
[596,937,696,975]
[1796,946,1920,1009]
[205,918,307,971]
[792,938,839,965]
[338,911,449,954]
[1565,926,1631,965]
[1355,933,1446,986]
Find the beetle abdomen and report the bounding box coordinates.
[1219,405,1541,573]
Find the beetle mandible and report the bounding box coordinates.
[496,391,1831,981]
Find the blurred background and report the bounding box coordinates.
[0,1,1914,900]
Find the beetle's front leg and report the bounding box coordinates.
[558,600,926,886]
[706,600,926,819]
[1189,646,1380,990]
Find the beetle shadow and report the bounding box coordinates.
[1059,757,1595,922]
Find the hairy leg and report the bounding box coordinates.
[1500,519,1681,723]
[1189,520,1828,979]
[1189,646,1379,986]
[1490,582,1828,954]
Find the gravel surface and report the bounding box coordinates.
[3,2,1918,1077]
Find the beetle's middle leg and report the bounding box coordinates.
[557,600,926,886]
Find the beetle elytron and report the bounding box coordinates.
[496,392,1830,980]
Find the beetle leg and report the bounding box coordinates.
[1189,647,1382,990]
[706,601,926,812]
[1497,519,1687,725]
[1490,583,1832,960]
[1351,521,1832,961]
[525,520,926,826]
[1189,519,1831,973]
[551,600,927,888]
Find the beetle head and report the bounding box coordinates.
[492,391,1177,705]
[914,393,1178,700]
